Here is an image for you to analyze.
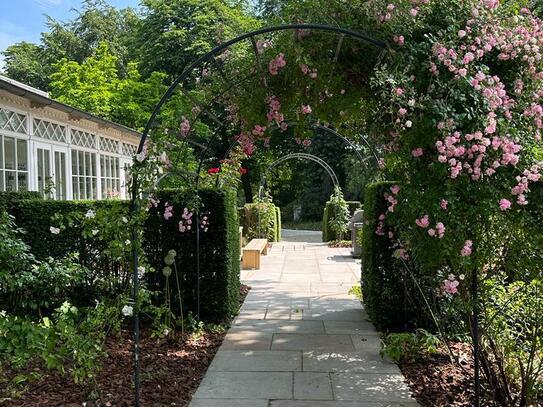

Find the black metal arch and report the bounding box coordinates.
[259,153,340,193]
[129,24,387,407]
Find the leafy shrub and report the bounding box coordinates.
[322,198,361,242]
[0,212,90,315]
[242,202,279,242]
[481,275,543,405]
[381,329,440,363]
[327,187,351,241]
[0,300,122,387]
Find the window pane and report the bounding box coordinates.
[0,136,3,170]
[91,154,96,176]
[18,173,27,191]
[5,137,15,170]
[5,171,16,191]
[72,176,79,199]
[92,178,97,200]
[17,139,27,171]
[72,150,77,175]
[0,170,4,191]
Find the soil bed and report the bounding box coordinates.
[1,285,251,407]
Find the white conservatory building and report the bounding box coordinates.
[0,74,141,200]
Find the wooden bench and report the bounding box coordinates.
[242,238,268,270]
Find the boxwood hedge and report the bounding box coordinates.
[361,182,412,330]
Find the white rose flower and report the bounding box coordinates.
[125,240,131,245]
[85,210,96,219]
[406,120,413,128]
[50,226,60,235]
[122,217,128,223]
[92,229,99,236]
[121,305,133,317]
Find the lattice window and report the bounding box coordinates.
[122,142,137,157]
[0,108,27,134]
[33,119,66,143]
[100,137,119,154]
[71,129,96,149]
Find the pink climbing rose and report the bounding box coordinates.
[268,53,286,75]
[163,203,173,220]
[391,185,400,195]
[499,198,511,211]
[411,148,424,157]
[440,199,448,210]
[460,240,473,257]
[416,215,430,228]
[301,105,312,114]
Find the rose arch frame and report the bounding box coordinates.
[128,23,482,407]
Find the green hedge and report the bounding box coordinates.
[322,200,361,242]
[361,182,411,330]
[0,191,42,212]
[242,202,280,242]
[144,189,240,322]
[8,189,240,322]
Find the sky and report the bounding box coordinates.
[0,0,140,67]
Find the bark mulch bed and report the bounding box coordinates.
[1,284,251,407]
[399,342,494,407]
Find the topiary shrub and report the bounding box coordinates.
[322,200,361,242]
[361,181,412,330]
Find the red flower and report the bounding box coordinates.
[239,167,248,175]
[207,167,220,175]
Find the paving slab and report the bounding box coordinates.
[231,319,325,334]
[331,373,414,402]
[193,371,293,399]
[271,333,356,351]
[270,401,420,407]
[209,350,302,372]
[294,372,334,400]
[303,351,401,374]
[220,331,273,350]
[190,399,269,407]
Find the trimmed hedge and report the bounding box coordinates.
[322,200,362,242]
[144,189,240,322]
[242,202,280,242]
[361,182,411,330]
[0,191,42,212]
[8,189,241,322]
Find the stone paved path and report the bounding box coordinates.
[189,240,419,407]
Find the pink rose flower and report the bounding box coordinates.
[499,198,511,211]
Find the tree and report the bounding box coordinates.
[2,0,139,91]
[2,42,50,90]
[49,42,119,119]
[136,0,258,78]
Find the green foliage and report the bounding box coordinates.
[381,329,441,363]
[242,202,280,242]
[136,0,258,78]
[361,181,412,330]
[0,191,42,212]
[0,299,122,387]
[322,198,361,242]
[2,0,139,91]
[275,206,282,242]
[327,187,351,241]
[481,276,543,405]
[348,284,362,301]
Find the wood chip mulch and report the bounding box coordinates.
[399,342,494,407]
[1,285,251,407]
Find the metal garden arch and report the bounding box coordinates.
[128,22,485,407]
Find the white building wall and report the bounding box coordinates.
[0,90,140,200]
